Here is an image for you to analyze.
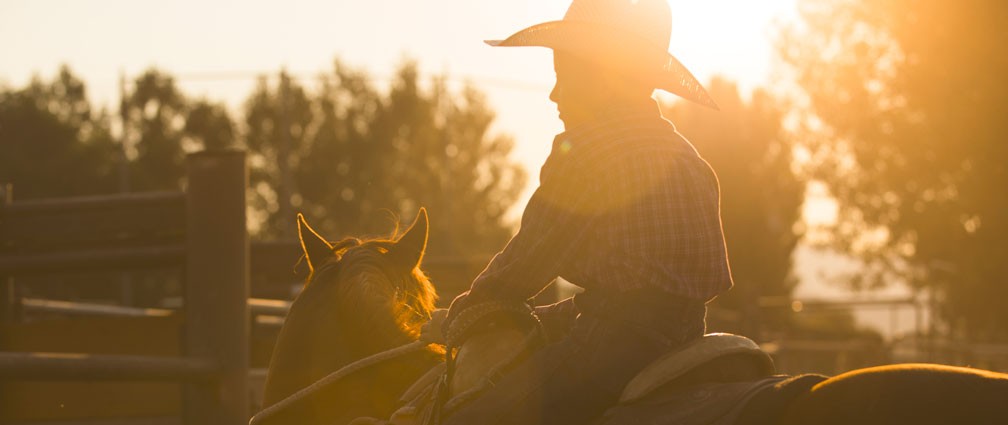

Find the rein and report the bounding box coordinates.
[249,339,435,425]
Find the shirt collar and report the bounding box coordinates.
[552,98,665,153]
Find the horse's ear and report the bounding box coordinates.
[297,213,333,272]
[388,208,428,270]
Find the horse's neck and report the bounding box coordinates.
[261,318,441,424]
[265,317,414,398]
[264,346,443,425]
[351,324,417,355]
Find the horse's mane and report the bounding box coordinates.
[295,235,439,351]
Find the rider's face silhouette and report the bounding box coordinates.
[551,51,652,130]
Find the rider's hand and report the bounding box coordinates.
[442,290,481,342]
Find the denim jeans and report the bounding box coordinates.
[441,289,706,425]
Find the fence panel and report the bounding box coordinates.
[0,150,249,425]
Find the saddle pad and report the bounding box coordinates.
[620,333,774,403]
[600,376,788,425]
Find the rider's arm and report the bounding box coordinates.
[464,135,603,303]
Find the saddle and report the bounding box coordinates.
[601,334,783,425]
[391,332,777,425]
[620,333,776,402]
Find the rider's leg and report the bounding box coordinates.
[441,289,705,425]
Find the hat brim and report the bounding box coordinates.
[486,20,718,110]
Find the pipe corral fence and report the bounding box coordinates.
[0,150,249,425]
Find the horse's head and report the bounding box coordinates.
[262,209,440,408]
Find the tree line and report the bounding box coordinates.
[0,61,526,259]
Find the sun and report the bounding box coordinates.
[528,0,573,20]
[666,0,799,48]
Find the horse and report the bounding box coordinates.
[255,209,1008,425]
[257,210,444,424]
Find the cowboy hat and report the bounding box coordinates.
[486,0,718,110]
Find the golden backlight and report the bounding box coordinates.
[505,0,800,195]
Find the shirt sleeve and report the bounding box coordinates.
[466,140,602,302]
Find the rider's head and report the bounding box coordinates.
[485,0,719,129]
[549,50,656,130]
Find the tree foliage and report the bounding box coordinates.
[244,71,315,238]
[2,61,522,261]
[780,0,1008,340]
[123,70,237,191]
[243,60,527,256]
[0,66,119,199]
[662,79,805,337]
[185,99,237,151]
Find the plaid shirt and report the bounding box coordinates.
[469,100,732,303]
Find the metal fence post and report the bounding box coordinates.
[184,150,249,425]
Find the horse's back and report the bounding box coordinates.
[780,363,1008,425]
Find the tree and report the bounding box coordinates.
[123,69,190,191]
[779,0,1008,340]
[185,99,237,151]
[662,79,805,338]
[122,69,238,192]
[245,60,526,258]
[0,66,118,199]
[366,63,525,256]
[295,62,395,239]
[244,70,315,239]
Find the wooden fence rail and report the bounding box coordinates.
[0,352,217,381]
[0,150,249,425]
[20,297,289,318]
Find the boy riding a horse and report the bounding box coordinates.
[441,0,733,423]
[253,2,1008,423]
